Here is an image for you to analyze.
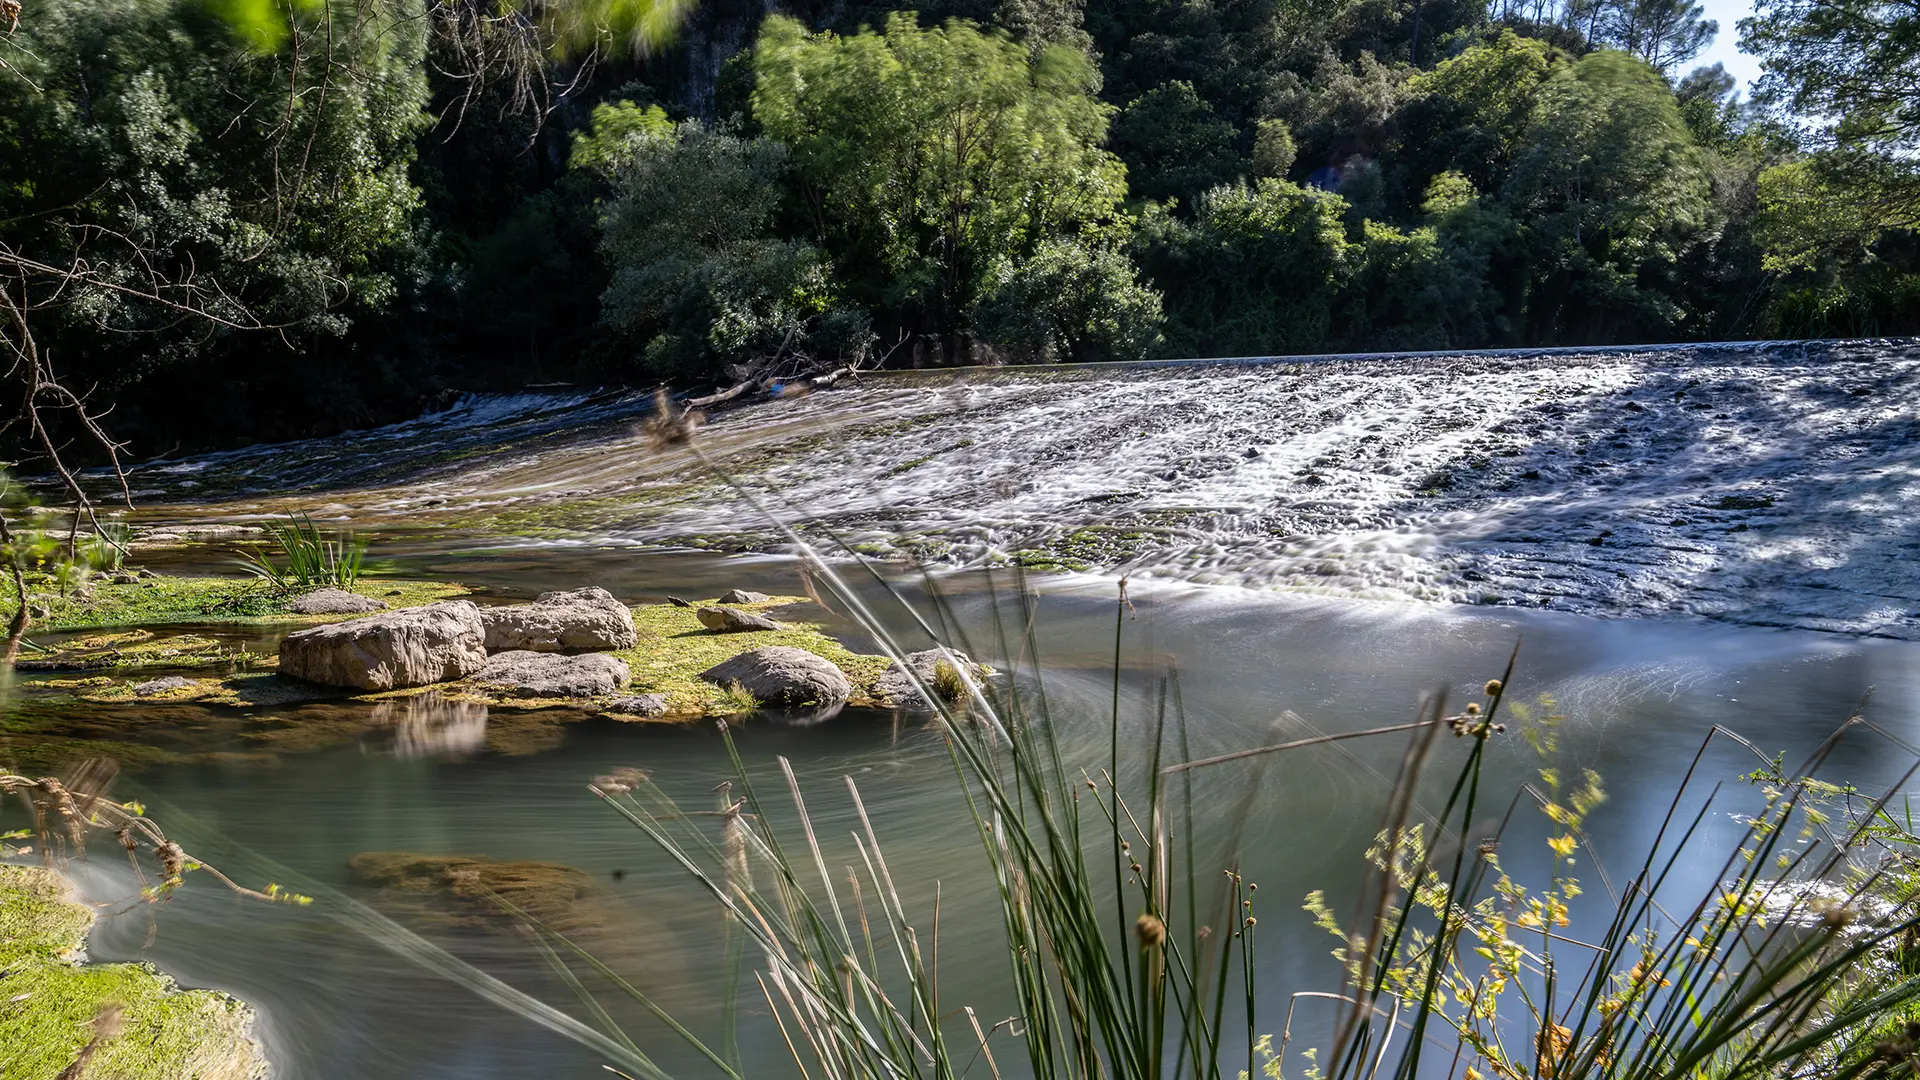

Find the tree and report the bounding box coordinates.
[1108,82,1243,205]
[1504,50,1711,339]
[0,0,433,444]
[973,235,1163,360]
[1584,0,1717,73]
[591,120,865,378]
[751,12,1131,357]
[1742,0,1920,230]
[1400,31,1558,197]
[1136,178,1355,356]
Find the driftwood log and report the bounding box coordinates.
[686,364,859,409]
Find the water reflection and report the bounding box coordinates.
[375,692,488,759]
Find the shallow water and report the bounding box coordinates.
[118,339,1920,638]
[18,340,1920,1077]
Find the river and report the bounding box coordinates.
[15,340,1920,1078]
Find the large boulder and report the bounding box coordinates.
[697,606,783,633]
[279,600,488,690]
[474,651,630,698]
[878,648,982,709]
[718,589,772,604]
[699,646,852,708]
[290,587,388,615]
[479,587,638,652]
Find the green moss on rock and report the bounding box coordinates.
[611,597,891,718]
[0,864,265,1080]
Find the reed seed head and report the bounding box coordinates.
[1485,679,1504,696]
[1136,913,1166,948]
[1465,702,1481,715]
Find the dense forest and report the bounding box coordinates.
[0,0,1915,451]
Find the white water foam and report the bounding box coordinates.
[133,340,1920,638]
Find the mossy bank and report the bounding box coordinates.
[3,573,470,636]
[0,864,266,1080]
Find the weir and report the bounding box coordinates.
[131,338,1920,636]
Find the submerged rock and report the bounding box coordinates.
[877,649,983,709]
[699,646,851,708]
[605,693,669,717]
[718,589,772,604]
[346,852,601,933]
[278,600,488,690]
[479,586,638,652]
[474,651,630,697]
[696,606,783,633]
[289,587,388,615]
[133,675,195,697]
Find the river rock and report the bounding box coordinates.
[474,651,631,697]
[878,648,981,709]
[605,693,669,717]
[279,600,488,690]
[699,646,851,708]
[718,589,772,604]
[697,606,783,633]
[133,675,195,697]
[290,587,388,615]
[479,587,638,652]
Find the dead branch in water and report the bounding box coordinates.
[2,763,310,909]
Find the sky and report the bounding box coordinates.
[1694,0,1764,92]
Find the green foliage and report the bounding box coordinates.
[974,235,1164,361]
[568,100,674,174]
[1504,50,1711,338]
[239,513,367,591]
[1738,0,1920,336]
[1140,178,1356,356]
[1742,0,1920,166]
[1581,0,1717,72]
[0,0,432,443]
[1406,31,1558,192]
[594,123,864,376]
[2,0,1916,447]
[753,13,1129,353]
[1251,120,1297,179]
[78,524,130,573]
[1110,81,1244,203]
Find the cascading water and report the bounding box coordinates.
[131,339,1920,637]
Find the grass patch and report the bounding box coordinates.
[614,597,891,718]
[0,865,264,1080]
[3,574,469,634]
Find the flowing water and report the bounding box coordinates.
[14,340,1920,1078]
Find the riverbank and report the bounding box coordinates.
[0,863,265,1080]
[0,572,916,773]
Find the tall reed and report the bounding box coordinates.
[238,511,365,591]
